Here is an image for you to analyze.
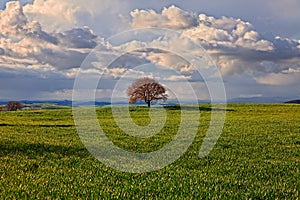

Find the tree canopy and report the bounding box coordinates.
[127,77,168,107]
[6,101,23,111]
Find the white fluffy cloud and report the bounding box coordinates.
[0,1,100,71]
[2,2,300,80]
[23,0,129,34]
[131,5,198,29]
[23,0,80,31]
[0,1,105,100]
[130,5,300,80]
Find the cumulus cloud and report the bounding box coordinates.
[23,0,80,32]
[0,1,100,71]
[0,0,116,101]
[144,50,194,74]
[3,2,298,84]
[131,5,198,29]
[23,0,129,34]
[56,28,98,49]
[130,5,300,81]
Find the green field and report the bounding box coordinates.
[0,104,299,199]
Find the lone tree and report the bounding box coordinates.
[6,101,23,111]
[127,77,168,108]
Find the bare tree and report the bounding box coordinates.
[6,101,23,111]
[127,77,168,107]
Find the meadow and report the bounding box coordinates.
[0,104,299,199]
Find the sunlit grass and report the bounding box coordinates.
[0,104,299,199]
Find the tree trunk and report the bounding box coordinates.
[147,101,151,108]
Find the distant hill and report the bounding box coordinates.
[1,97,299,106]
[0,100,72,106]
[285,100,300,104]
[228,97,287,103]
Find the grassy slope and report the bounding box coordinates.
[0,104,299,199]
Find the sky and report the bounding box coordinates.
[0,0,299,101]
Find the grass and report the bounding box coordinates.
[0,104,299,199]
